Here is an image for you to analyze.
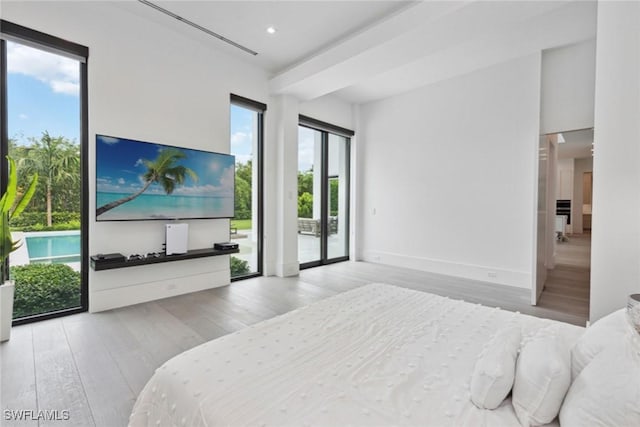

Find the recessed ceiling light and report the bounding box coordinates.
[266,26,277,35]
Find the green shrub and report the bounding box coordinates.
[298,192,313,218]
[230,256,250,277]
[234,209,251,220]
[52,220,81,231]
[17,220,80,232]
[10,211,80,230]
[11,263,81,319]
[16,222,45,232]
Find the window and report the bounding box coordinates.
[229,94,265,279]
[1,20,88,323]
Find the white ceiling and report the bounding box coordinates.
[121,0,597,104]
[121,0,413,73]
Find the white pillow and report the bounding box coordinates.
[560,336,640,427]
[512,330,571,426]
[470,325,521,410]
[571,308,628,379]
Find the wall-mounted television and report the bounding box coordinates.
[96,134,234,221]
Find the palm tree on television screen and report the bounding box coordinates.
[96,148,197,216]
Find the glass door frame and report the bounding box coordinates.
[298,115,353,270]
[0,20,89,325]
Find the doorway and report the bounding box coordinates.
[534,128,593,323]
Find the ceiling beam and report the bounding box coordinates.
[270,1,596,103]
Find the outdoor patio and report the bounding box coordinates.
[231,229,347,272]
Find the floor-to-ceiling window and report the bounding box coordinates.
[1,21,88,323]
[297,115,352,269]
[229,94,265,279]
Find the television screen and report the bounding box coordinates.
[96,134,234,221]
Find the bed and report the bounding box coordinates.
[129,283,639,427]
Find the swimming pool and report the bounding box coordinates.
[25,231,81,264]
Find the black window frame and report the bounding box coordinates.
[0,20,89,325]
[229,93,266,281]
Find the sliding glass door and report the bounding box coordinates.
[297,116,352,269]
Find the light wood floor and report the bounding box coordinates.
[1,259,589,427]
[538,233,591,322]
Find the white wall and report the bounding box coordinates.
[3,1,270,311]
[358,54,541,288]
[572,157,593,234]
[590,1,640,321]
[270,95,300,277]
[540,39,596,135]
[299,94,354,131]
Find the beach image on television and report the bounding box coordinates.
[96,135,235,221]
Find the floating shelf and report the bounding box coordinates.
[90,247,239,271]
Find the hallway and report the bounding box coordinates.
[538,233,591,325]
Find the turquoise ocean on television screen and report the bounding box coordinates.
[96,192,233,220]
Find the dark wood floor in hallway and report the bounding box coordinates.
[538,233,591,324]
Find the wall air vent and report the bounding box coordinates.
[138,0,258,56]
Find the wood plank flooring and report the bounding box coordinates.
[1,259,589,427]
[538,233,591,322]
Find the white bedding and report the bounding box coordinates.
[129,283,583,426]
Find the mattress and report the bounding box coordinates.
[129,283,583,426]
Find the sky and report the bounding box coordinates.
[298,126,316,172]
[230,104,254,165]
[7,41,80,145]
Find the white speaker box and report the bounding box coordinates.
[166,223,188,255]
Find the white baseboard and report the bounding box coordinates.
[276,261,299,277]
[362,250,531,289]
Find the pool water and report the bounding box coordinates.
[26,233,81,264]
